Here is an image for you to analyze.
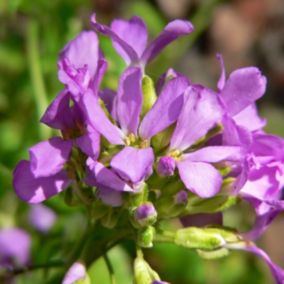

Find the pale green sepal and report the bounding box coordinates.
[197,248,229,259]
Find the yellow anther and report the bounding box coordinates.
[169,150,182,160]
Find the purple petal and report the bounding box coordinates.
[76,129,100,159]
[177,160,222,198]
[111,16,148,64]
[240,165,282,203]
[233,104,266,131]
[92,56,108,94]
[216,53,226,91]
[156,68,191,94]
[116,67,142,135]
[183,146,243,163]
[13,160,71,203]
[29,204,56,233]
[0,228,31,267]
[41,90,82,130]
[80,89,124,145]
[180,213,223,227]
[139,76,189,139]
[29,137,72,178]
[222,115,253,148]
[91,14,139,64]
[110,146,154,184]
[99,88,117,116]
[170,86,223,151]
[141,19,194,64]
[86,159,132,192]
[97,185,123,207]
[63,262,87,284]
[58,31,99,94]
[220,67,267,116]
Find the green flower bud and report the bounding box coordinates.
[142,75,157,116]
[175,227,225,250]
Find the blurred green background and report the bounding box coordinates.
[0,0,284,283]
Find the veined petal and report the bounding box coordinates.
[13,161,70,203]
[110,146,154,183]
[91,14,139,64]
[111,16,148,63]
[183,146,243,163]
[233,104,266,131]
[86,159,132,192]
[76,130,100,159]
[29,137,72,178]
[139,76,189,139]
[80,89,124,145]
[141,19,194,64]
[170,86,223,151]
[177,160,222,198]
[116,67,143,135]
[220,67,267,116]
[58,31,99,94]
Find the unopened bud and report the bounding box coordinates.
[157,156,176,177]
[134,203,157,227]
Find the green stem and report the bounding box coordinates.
[103,253,116,284]
[26,19,50,140]
[154,230,175,243]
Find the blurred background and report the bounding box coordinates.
[0,0,284,283]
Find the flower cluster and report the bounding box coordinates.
[13,14,284,284]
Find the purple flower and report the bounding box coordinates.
[159,85,243,198]
[83,67,189,194]
[152,281,170,284]
[29,204,56,233]
[14,90,100,204]
[0,228,31,268]
[91,14,193,68]
[63,262,88,284]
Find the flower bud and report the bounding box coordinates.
[142,75,157,116]
[175,227,226,250]
[174,190,188,205]
[157,156,176,177]
[134,203,157,227]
